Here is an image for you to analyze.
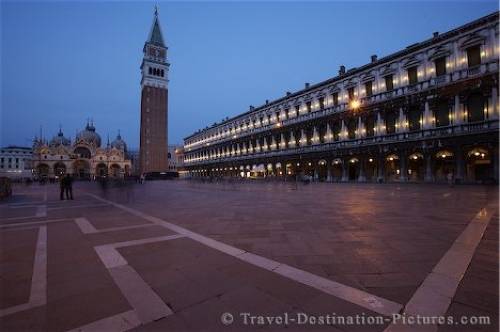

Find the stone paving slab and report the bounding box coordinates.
[438,212,499,332]
[89,181,494,305]
[0,182,497,331]
[0,228,38,309]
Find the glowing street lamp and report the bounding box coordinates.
[350,99,361,110]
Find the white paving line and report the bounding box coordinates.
[0,302,33,318]
[66,310,141,332]
[1,225,43,232]
[1,215,41,222]
[384,204,496,332]
[93,235,181,325]
[29,226,47,306]
[95,246,129,269]
[94,234,186,269]
[9,202,46,208]
[75,217,98,233]
[74,217,155,234]
[111,234,185,249]
[0,218,71,229]
[9,201,102,209]
[87,193,403,316]
[48,203,110,211]
[0,226,47,317]
[109,265,173,323]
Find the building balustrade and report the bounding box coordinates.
[185,119,498,165]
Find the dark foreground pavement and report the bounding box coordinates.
[0,180,497,331]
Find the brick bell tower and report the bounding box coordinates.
[139,7,169,174]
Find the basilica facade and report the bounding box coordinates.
[184,12,499,184]
[32,122,131,180]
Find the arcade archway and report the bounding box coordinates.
[73,160,91,179]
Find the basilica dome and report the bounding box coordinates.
[77,122,101,147]
[111,132,127,152]
[49,129,71,147]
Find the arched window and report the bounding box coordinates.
[74,147,91,159]
[153,68,157,76]
[161,69,164,77]
[467,93,485,122]
[385,111,397,134]
[408,106,422,131]
[347,119,356,139]
[365,114,375,137]
[168,152,172,159]
[435,100,450,127]
[148,67,152,75]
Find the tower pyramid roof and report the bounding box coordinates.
[147,7,165,47]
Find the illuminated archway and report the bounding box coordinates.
[408,153,424,182]
[53,162,66,177]
[466,147,491,183]
[385,154,400,181]
[434,150,454,182]
[73,160,90,179]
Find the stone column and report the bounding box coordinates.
[356,117,364,139]
[300,129,306,146]
[455,148,465,183]
[326,162,332,182]
[358,158,366,182]
[270,136,276,150]
[424,154,434,182]
[493,148,499,184]
[312,127,319,145]
[491,87,498,120]
[399,152,408,182]
[397,107,407,133]
[454,95,463,125]
[423,101,433,130]
[289,131,296,148]
[341,160,349,182]
[340,120,347,140]
[376,112,385,136]
[325,123,333,143]
[377,156,385,183]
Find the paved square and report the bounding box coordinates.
[0,181,497,331]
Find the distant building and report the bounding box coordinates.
[139,8,169,174]
[0,146,33,179]
[184,12,499,184]
[128,149,140,175]
[32,122,131,180]
[167,145,184,172]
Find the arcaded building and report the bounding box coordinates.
[183,12,499,184]
[32,122,131,180]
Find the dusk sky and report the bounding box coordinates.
[1,1,497,149]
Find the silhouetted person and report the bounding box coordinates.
[63,174,74,200]
[447,171,454,187]
[59,176,65,200]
